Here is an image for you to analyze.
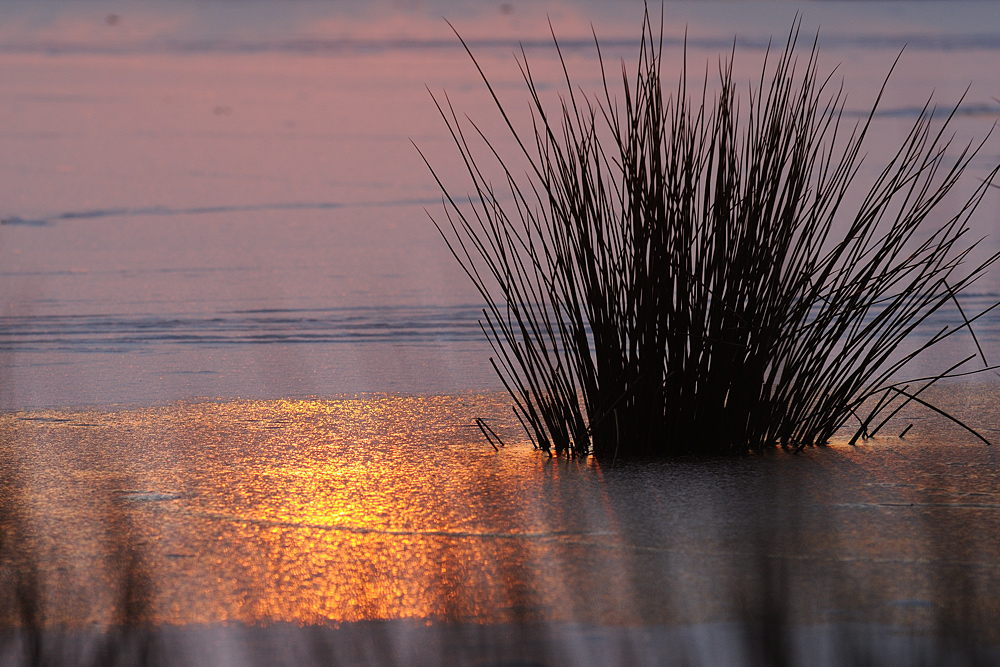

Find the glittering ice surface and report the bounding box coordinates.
[2,389,1000,665]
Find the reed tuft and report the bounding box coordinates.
[420,10,1000,458]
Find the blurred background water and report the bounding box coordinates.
[0,0,999,409]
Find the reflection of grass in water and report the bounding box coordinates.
[421,9,1000,459]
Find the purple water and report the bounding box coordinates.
[1,0,999,409]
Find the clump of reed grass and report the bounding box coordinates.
[421,10,1000,459]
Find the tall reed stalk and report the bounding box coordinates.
[422,11,1000,459]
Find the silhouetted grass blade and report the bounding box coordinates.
[421,8,1000,459]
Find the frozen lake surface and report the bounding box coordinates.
[1,1,1000,665]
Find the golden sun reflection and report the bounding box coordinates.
[0,394,628,628]
[2,388,1000,637]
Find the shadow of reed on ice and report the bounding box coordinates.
[569,451,1000,667]
[718,462,1000,667]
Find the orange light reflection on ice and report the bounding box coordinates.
[0,394,625,628]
